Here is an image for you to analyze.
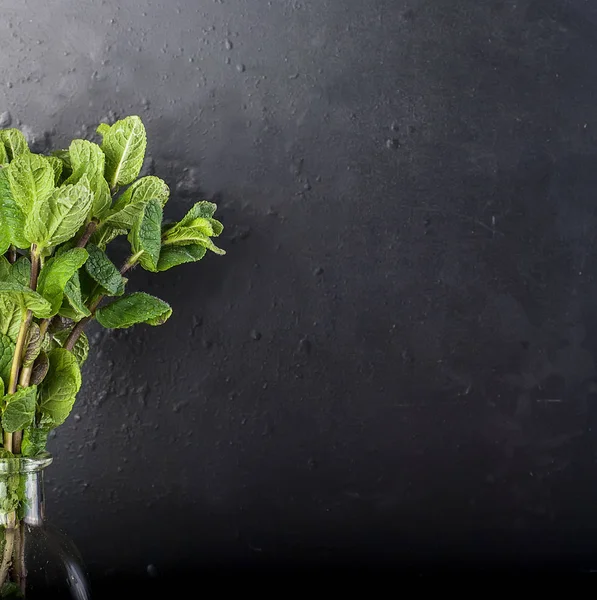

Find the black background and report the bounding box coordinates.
[3,0,597,588]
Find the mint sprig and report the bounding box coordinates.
[0,115,225,456]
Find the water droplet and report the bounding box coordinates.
[236,63,246,72]
[0,112,12,127]
[313,266,324,276]
[147,564,158,578]
[250,330,262,341]
[225,39,233,50]
[390,121,399,132]
[385,138,399,150]
[74,414,81,422]
[225,57,231,65]
[298,337,312,354]
[6,82,13,89]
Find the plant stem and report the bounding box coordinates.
[5,247,40,454]
[4,312,32,452]
[120,251,143,275]
[0,513,16,589]
[76,220,98,249]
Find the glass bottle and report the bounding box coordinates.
[0,454,90,599]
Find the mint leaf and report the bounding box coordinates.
[25,177,93,249]
[22,322,41,368]
[96,292,172,329]
[38,348,81,428]
[0,141,7,166]
[129,198,162,272]
[162,226,225,255]
[21,426,49,457]
[103,199,148,229]
[53,330,89,366]
[0,376,4,399]
[7,256,31,286]
[157,244,206,271]
[5,153,55,215]
[113,175,170,211]
[98,116,147,188]
[51,149,72,183]
[66,139,111,219]
[37,248,88,316]
[0,129,29,161]
[0,168,28,250]
[91,224,127,250]
[96,123,110,136]
[30,352,49,386]
[0,296,22,342]
[60,271,91,319]
[46,156,64,184]
[2,386,36,432]
[85,244,125,296]
[179,201,218,223]
[0,257,10,281]
[0,333,15,388]
[0,282,52,318]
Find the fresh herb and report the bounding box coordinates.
[0,115,225,456]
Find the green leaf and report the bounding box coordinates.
[84,244,125,296]
[96,292,172,329]
[0,256,10,281]
[0,141,7,166]
[179,201,218,223]
[60,271,91,319]
[90,224,127,250]
[7,257,31,286]
[2,386,36,432]
[98,116,147,188]
[36,248,88,316]
[30,352,49,386]
[38,348,81,428]
[0,377,4,399]
[103,199,148,229]
[162,226,225,255]
[157,244,207,271]
[0,332,15,388]
[66,139,111,218]
[0,283,52,318]
[21,426,49,457]
[24,177,93,249]
[0,129,29,161]
[0,297,22,342]
[96,123,110,136]
[0,168,28,250]
[113,175,170,211]
[5,153,55,215]
[22,322,41,368]
[46,156,64,184]
[51,149,72,183]
[128,198,162,272]
[52,330,89,366]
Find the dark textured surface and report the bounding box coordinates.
[3,0,597,581]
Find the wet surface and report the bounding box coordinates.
[2,0,597,578]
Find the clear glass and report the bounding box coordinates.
[0,454,90,599]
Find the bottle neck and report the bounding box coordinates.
[0,455,51,527]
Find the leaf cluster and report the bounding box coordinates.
[0,117,224,455]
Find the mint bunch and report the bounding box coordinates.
[0,116,224,456]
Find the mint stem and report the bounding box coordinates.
[5,246,40,455]
[76,220,98,249]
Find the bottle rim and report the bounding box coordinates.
[0,452,52,474]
